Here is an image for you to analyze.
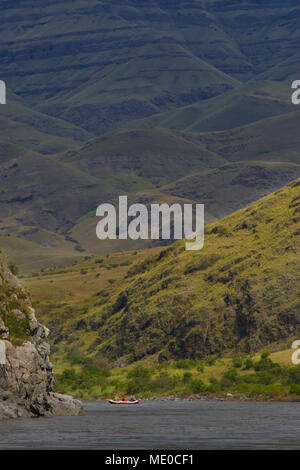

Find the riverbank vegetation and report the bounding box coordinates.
[54,350,300,401]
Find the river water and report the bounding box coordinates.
[0,400,300,449]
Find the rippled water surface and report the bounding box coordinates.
[0,401,300,449]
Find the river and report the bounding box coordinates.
[0,400,299,449]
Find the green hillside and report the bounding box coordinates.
[25,178,300,370]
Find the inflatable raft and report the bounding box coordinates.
[108,399,139,405]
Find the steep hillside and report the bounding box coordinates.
[26,178,300,368]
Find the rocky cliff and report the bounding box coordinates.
[0,254,84,419]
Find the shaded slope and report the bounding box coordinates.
[39,40,238,134]
[1,0,298,135]
[63,128,225,184]
[193,110,300,165]
[162,161,300,219]
[132,82,294,133]
[0,140,114,236]
[0,89,93,154]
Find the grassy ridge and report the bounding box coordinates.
[25,179,300,373]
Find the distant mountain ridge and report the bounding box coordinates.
[0,1,300,266]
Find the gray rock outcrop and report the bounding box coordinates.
[0,258,84,419]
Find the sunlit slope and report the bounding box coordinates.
[27,178,300,366]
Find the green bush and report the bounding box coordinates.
[174,359,196,369]
[290,384,300,395]
[243,358,254,370]
[232,357,243,368]
[190,379,206,393]
[220,368,238,389]
[8,263,19,275]
[127,367,152,380]
[254,357,279,372]
[205,356,217,366]
[120,260,132,266]
[149,372,178,393]
[197,363,204,373]
[182,372,192,384]
[56,363,111,393]
[286,365,300,385]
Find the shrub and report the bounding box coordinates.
[254,357,279,372]
[190,379,206,393]
[244,358,254,370]
[197,363,205,373]
[182,372,192,384]
[290,384,300,396]
[75,245,85,252]
[286,365,300,385]
[149,372,178,393]
[174,359,196,369]
[120,260,132,266]
[127,379,148,394]
[127,367,151,380]
[220,368,238,389]
[9,263,19,275]
[232,357,243,368]
[205,356,217,366]
[261,351,271,360]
